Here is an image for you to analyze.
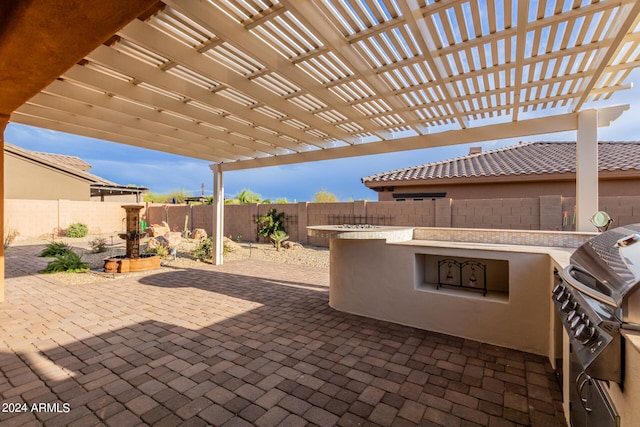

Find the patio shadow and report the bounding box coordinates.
[1,259,566,426]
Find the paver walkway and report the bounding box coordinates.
[0,245,566,426]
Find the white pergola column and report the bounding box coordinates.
[209,163,224,265]
[576,109,599,232]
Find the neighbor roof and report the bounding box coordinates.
[7,1,640,171]
[32,151,92,171]
[362,141,640,184]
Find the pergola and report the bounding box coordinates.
[2,0,640,298]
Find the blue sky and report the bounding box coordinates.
[6,69,640,202]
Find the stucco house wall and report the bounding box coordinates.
[5,150,91,201]
[5,143,148,202]
[364,142,640,202]
[374,172,640,201]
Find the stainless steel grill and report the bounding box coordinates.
[552,224,640,426]
[568,223,640,325]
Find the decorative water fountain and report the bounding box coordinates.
[103,205,160,273]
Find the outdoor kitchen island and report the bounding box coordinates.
[307,225,640,426]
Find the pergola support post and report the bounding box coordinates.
[210,163,224,265]
[576,109,599,232]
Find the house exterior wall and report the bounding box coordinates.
[371,175,640,201]
[5,152,89,200]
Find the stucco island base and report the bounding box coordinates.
[307,225,573,359]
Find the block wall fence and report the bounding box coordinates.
[6,196,640,246]
[5,199,131,239]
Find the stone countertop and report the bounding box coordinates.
[389,239,575,268]
[307,225,414,243]
[308,226,578,268]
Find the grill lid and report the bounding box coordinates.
[570,224,640,306]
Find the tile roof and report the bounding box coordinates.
[32,151,91,171]
[362,142,640,184]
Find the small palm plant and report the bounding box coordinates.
[269,230,289,252]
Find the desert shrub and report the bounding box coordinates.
[193,238,212,261]
[66,222,88,238]
[89,237,108,253]
[147,245,168,258]
[313,190,338,202]
[39,241,71,257]
[257,209,286,240]
[4,229,17,249]
[42,251,89,274]
[193,238,232,262]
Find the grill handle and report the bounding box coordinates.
[576,371,593,413]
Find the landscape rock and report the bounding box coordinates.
[165,232,183,249]
[147,224,169,237]
[223,237,241,251]
[145,236,167,251]
[282,241,303,250]
[192,228,207,240]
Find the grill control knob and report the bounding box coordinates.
[576,324,598,344]
[570,315,585,331]
[552,284,564,296]
[567,310,578,323]
[561,298,577,313]
[555,288,570,303]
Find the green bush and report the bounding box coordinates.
[39,241,71,257]
[193,238,212,261]
[66,222,88,238]
[257,209,286,240]
[147,245,168,258]
[42,251,89,274]
[193,238,232,262]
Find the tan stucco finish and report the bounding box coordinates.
[371,172,640,201]
[0,0,159,116]
[5,152,91,200]
[609,333,640,426]
[328,238,555,356]
[0,118,6,302]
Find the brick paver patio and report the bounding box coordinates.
[0,245,565,426]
